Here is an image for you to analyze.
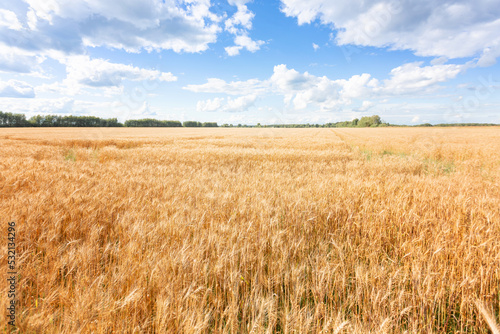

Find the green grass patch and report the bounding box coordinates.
[422,158,456,175]
[361,149,372,161]
[63,149,76,162]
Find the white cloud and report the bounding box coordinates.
[39,56,177,95]
[197,97,224,112]
[0,0,267,81]
[224,95,257,112]
[380,61,468,94]
[280,0,500,63]
[270,64,317,91]
[337,73,379,103]
[134,101,157,117]
[358,100,375,111]
[431,56,448,66]
[196,95,256,112]
[225,35,265,56]
[1,0,221,57]
[0,46,46,74]
[186,61,471,112]
[184,77,267,95]
[0,80,35,98]
[225,46,243,57]
[270,64,343,110]
[225,4,254,34]
[225,32,264,56]
[188,64,345,111]
[31,97,75,114]
[0,9,23,30]
[312,43,319,51]
[0,97,75,114]
[0,96,126,117]
[64,56,177,87]
[223,0,264,56]
[477,45,500,67]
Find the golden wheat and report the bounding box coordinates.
[1,127,499,333]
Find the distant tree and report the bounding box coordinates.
[5,111,500,128]
[28,115,122,127]
[0,111,29,127]
[358,115,382,127]
[125,119,182,127]
[371,115,382,125]
[358,117,371,127]
[183,121,202,127]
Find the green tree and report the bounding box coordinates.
[183,121,202,127]
[358,115,382,127]
[0,111,29,127]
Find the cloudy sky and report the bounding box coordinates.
[1,0,500,125]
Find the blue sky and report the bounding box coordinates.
[1,0,500,125]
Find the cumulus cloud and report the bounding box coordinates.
[64,56,177,87]
[380,61,468,94]
[336,73,379,103]
[431,56,449,66]
[188,65,345,111]
[224,95,257,112]
[270,65,379,110]
[225,2,254,34]
[224,0,264,56]
[225,35,265,56]
[477,46,500,67]
[0,96,125,117]
[197,97,224,112]
[280,0,500,63]
[196,95,257,112]
[0,0,221,57]
[0,80,35,98]
[187,61,471,111]
[0,47,45,73]
[0,97,75,114]
[31,97,75,113]
[358,100,375,111]
[39,56,177,95]
[270,65,317,91]
[270,64,343,110]
[184,77,267,95]
[0,9,23,30]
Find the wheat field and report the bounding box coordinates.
[1,127,499,333]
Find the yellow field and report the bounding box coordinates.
[1,127,499,333]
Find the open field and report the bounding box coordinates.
[1,127,499,333]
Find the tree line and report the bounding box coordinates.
[0,111,497,128]
[0,112,122,127]
[222,115,389,128]
[123,119,219,127]
[0,112,219,128]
